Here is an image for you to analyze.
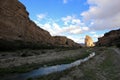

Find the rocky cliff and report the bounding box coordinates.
[85,35,95,47]
[0,0,80,50]
[96,29,120,47]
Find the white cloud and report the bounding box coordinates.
[72,19,81,25]
[37,13,46,20]
[67,36,84,43]
[63,0,68,4]
[82,27,89,31]
[90,31,96,34]
[34,15,89,43]
[61,16,89,34]
[81,0,120,30]
[61,15,87,27]
[70,28,82,34]
[93,34,103,38]
[61,16,74,25]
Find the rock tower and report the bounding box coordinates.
[85,35,95,47]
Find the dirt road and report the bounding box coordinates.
[112,47,120,55]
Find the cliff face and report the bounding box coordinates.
[96,29,120,47]
[0,0,52,42]
[85,35,95,47]
[0,0,80,50]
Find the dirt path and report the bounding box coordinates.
[112,48,120,55]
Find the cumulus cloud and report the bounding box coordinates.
[61,16,74,25]
[37,22,88,36]
[81,0,120,30]
[90,31,96,34]
[37,13,46,20]
[61,15,83,25]
[61,15,89,34]
[70,28,82,34]
[35,15,89,36]
[72,19,81,25]
[34,15,89,43]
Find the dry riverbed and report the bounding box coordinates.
[34,47,120,80]
[0,48,94,74]
[1,47,119,80]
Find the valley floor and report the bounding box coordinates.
[37,47,120,80]
[0,48,91,69]
[0,47,120,80]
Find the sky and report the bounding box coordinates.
[19,0,120,43]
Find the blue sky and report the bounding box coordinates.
[19,0,120,43]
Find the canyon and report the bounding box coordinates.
[0,0,120,80]
[0,0,80,50]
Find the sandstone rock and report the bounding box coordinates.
[85,35,95,47]
[0,0,81,50]
[53,36,81,47]
[0,0,53,50]
[96,29,120,47]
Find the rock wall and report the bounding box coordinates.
[85,35,95,47]
[0,0,81,50]
[96,29,120,47]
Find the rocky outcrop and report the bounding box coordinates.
[53,36,80,47]
[0,0,80,50]
[85,35,95,47]
[96,29,120,47]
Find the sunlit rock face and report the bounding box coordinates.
[85,35,95,47]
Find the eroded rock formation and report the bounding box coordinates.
[53,36,80,47]
[85,35,95,47]
[0,0,81,50]
[96,29,120,47]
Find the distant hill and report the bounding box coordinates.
[79,43,85,47]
